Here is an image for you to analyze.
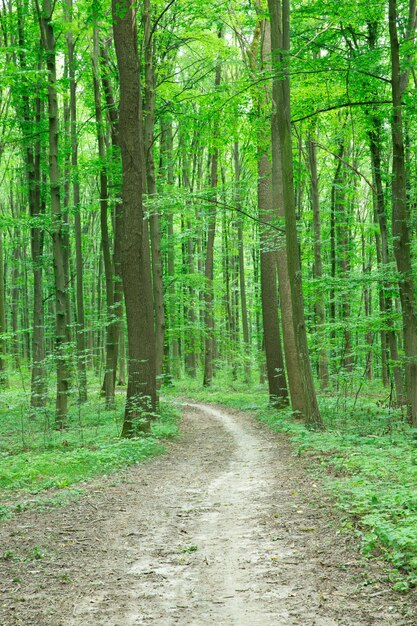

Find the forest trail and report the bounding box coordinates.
[0,403,415,626]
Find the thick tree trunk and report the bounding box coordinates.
[268,0,322,427]
[256,21,304,413]
[252,20,288,406]
[258,151,288,406]
[389,0,417,425]
[112,0,157,435]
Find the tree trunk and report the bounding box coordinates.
[0,231,7,387]
[203,45,221,387]
[202,148,218,387]
[161,118,180,377]
[37,0,70,427]
[112,0,157,435]
[258,151,288,406]
[16,2,46,407]
[67,2,87,402]
[143,0,165,386]
[234,141,251,383]
[92,29,116,408]
[98,41,123,389]
[308,137,329,388]
[268,0,322,427]
[389,0,417,425]
[251,20,304,414]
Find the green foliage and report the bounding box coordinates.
[174,381,417,587]
[180,544,198,553]
[0,378,179,509]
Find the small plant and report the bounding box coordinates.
[180,544,198,554]
[30,546,46,560]
[2,549,17,561]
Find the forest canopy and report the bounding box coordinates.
[0,0,416,431]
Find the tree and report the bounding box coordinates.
[268,0,323,427]
[112,0,157,436]
[388,0,417,425]
[36,0,71,427]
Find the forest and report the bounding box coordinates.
[1,0,417,622]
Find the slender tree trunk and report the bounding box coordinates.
[329,141,344,360]
[92,30,116,408]
[389,0,417,424]
[112,0,157,435]
[98,41,123,388]
[361,229,373,379]
[368,125,404,401]
[336,163,353,371]
[16,3,46,407]
[203,148,218,387]
[308,137,329,388]
[203,44,221,387]
[37,0,70,427]
[143,0,165,386]
[0,231,7,387]
[161,119,180,377]
[268,0,322,427]
[67,3,87,402]
[234,141,251,383]
[11,227,20,369]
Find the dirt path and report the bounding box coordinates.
[0,402,415,625]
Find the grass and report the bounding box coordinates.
[0,373,180,513]
[167,377,417,590]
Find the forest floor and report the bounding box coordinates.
[0,401,416,626]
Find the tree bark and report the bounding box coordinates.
[258,151,288,406]
[16,2,46,407]
[234,141,251,383]
[203,41,221,387]
[92,29,116,408]
[37,0,70,427]
[98,41,123,388]
[143,0,165,387]
[268,0,322,427]
[203,148,218,387]
[0,231,7,387]
[389,0,417,425]
[161,118,180,378]
[307,137,329,388]
[67,1,87,402]
[112,0,157,435]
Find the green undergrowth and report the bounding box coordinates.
[169,378,417,590]
[0,379,179,512]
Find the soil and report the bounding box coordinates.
[0,402,416,625]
